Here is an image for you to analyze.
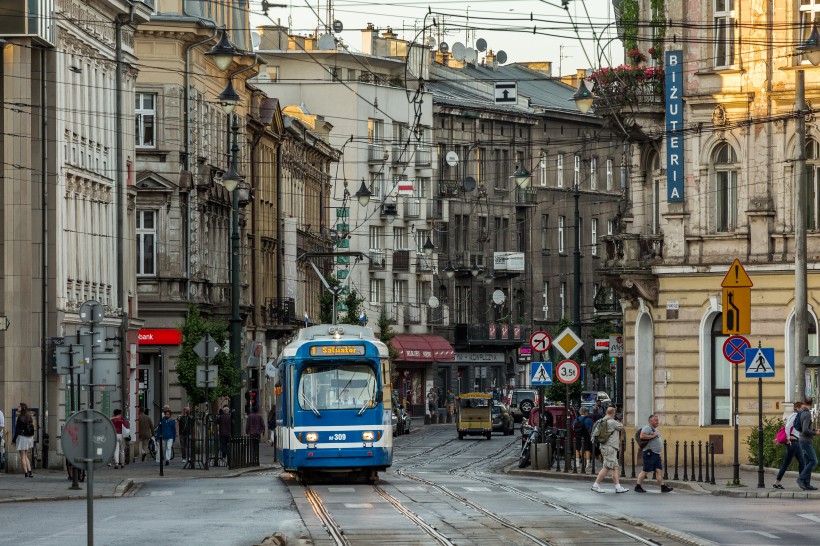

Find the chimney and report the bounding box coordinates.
[361,23,377,54]
[257,25,289,50]
[383,26,396,39]
[485,49,494,63]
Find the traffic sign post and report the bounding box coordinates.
[722,335,750,364]
[192,333,222,470]
[530,361,552,386]
[745,344,775,489]
[555,359,580,474]
[721,259,753,335]
[529,331,551,353]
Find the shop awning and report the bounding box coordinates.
[391,334,455,362]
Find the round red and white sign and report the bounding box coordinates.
[529,331,551,353]
[556,359,581,384]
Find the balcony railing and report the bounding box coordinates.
[393,250,411,271]
[515,187,537,205]
[404,198,421,218]
[369,250,386,270]
[404,305,420,324]
[454,323,528,345]
[427,305,444,325]
[601,233,664,270]
[261,297,297,325]
[415,253,433,272]
[415,147,432,167]
[368,143,385,163]
[439,179,460,198]
[427,197,443,220]
[392,143,409,164]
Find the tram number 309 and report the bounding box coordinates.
[330,433,347,441]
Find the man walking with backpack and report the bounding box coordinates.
[573,407,593,473]
[796,396,818,490]
[591,406,628,493]
[635,414,673,493]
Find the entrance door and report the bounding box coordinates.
[137,352,156,416]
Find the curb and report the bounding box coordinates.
[506,466,708,493]
[616,515,719,546]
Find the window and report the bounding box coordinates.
[710,314,731,424]
[807,139,820,230]
[574,155,580,187]
[416,229,430,253]
[606,159,614,190]
[370,172,384,200]
[135,93,156,148]
[592,283,599,316]
[297,364,377,411]
[800,1,820,64]
[393,280,407,303]
[714,0,735,68]
[560,282,566,319]
[542,282,549,320]
[136,210,156,276]
[540,214,549,254]
[539,152,547,186]
[369,278,385,304]
[607,219,614,235]
[556,155,564,187]
[392,227,408,249]
[367,118,383,143]
[369,226,384,249]
[590,157,598,190]
[714,142,738,232]
[591,218,598,256]
[558,216,566,253]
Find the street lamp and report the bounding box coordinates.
[206,28,243,71]
[483,271,494,285]
[423,236,435,257]
[512,166,531,187]
[217,79,240,114]
[355,179,372,207]
[571,80,595,114]
[794,25,820,405]
[444,262,455,279]
[470,263,480,277]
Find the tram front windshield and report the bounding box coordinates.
[298,362,378,411]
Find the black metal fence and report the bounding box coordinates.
[181,412,259,470]
[227,436,260,469]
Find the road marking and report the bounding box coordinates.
[202,489,224,495]
[327,487,356,493]
[401,487,426,491]
[250,488,271,494]
[539,487,575,492]
[102,516,116,522]
[798,513,820,523]
[344,503,373,508]
[149,490,174,496]
[463,487,491,492]
[740,531,779,539]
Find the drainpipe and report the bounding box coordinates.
[40,44,49,456]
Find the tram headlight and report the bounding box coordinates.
[362,431,375,442]
[305,432,319,443]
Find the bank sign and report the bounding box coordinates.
[665,50,684,203]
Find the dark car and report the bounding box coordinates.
[491,402,514,435]
[506,389,538,423]
[397,405,411,435]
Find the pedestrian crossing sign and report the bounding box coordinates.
[744,347,775,378]
[531,362,553,386]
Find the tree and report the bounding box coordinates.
[318,274,365,324]
[376,309,400,382]
[174,305,242,407]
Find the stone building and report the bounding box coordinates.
[599,0,820,462]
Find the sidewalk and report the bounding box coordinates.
[508,460,820,498]
[0,440,280,504]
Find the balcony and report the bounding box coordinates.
[439,179,460,198]
[427,197,444,220]
[453,323,529,347]
[514,187,537,205]
[427,305,444,325]
[369,250,386,270]
[368,143,386,163]
[415,147,432,167]
[598,233,663,306]
[261,297,297,326]
[415,253,433,272]
[392,143,409,164]
[404,198,421,218]
[404,304,421,324]
[393,249,411,271]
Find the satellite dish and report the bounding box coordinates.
[439,41,449,54]
[426,35,436,49]
[476,38,487,52]
[318,34,336,50]
[428,296,440,309]
[332,20,344,33]
[492,290,506,305]
[251,31,262,50]
[445,151,459,167]
[466,47,477,64]
[497,50,508,65]
[462,176,477,192]
[452,42,466,61]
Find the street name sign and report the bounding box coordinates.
[530,361,553,386]
[745,347,775,378]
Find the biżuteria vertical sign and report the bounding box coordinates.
[665,50,684,203]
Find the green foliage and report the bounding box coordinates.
[747,417,820,472]
[620,0,639,53]
[376,310,399,381]
[340,288,365,325]
[540,317,581,403]
[318,274,365,325]
[174,305,242,407]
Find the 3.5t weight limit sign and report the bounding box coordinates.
[556,359,581,384]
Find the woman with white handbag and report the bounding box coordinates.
[111,408,130,469]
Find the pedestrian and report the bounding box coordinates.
[155,407,176,465]
[427,388,438,417]
[137,407,154,462]
[177,407,193,463]
[246,406,265,439]
[573,407,594,473]
[590,406,628,493]
[797,396,818,490]
[634,414,673,493]
[13,402,35,478]
[591,401,604,422]
[218,406,231,465]
[773,401,805,489]
[446,389,455,416]
[0,405,5,471]
[267,404,276,447]
[111,408,130,469]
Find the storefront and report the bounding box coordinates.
[391,334,454,416]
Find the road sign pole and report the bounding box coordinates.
[564,383,571,474]
[757,376,764,488]
[732,359,740,485]
[85,410,95,546]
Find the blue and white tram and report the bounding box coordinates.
[274,324,393,482]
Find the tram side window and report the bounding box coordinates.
[298,364,378,411]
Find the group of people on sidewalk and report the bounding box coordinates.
[772,397,819,491]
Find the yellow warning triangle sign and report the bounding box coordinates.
[721,259,753,288]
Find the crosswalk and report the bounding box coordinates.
[146,487,272,497]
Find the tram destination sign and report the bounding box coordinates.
[310,345,366,356]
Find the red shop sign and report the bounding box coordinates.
[138,329,183,345]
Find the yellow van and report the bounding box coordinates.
[456,392,493,440]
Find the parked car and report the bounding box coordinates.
[391,408,399,436]
[580,391,612,412]
[507,389,539,423]
[396,405,411,435]
[492,402,514,435]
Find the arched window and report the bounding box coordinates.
[710,314,731,425]
[805,139,820,230]
[713,142,738,232]
[646,150,661,235]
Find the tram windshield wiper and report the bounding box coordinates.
[301,393,321,417]
[357,397,372,416]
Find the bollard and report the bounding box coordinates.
[705,441,711,483]
[683,441,689,481]
[690,441,695,480]
[620,435,626,478]
[663,439,669,480]
[630,437,636,478]
[590,442,596,474]
[424,414,431,425]
[710,442,716,485]
[698,441,703,482]
[674,440,680,480]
